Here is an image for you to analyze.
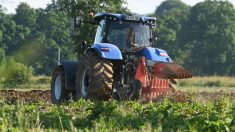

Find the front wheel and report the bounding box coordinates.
[51,66,69,104]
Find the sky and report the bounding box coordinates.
[1,0,235,14]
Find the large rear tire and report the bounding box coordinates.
[76,51,114,100]
[51,66,69,104]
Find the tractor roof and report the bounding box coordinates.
[94,13,156,23]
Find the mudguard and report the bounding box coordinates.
[59,60,79,90]
[142,47,172,62]
[89,43,123,60]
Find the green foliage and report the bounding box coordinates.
[33,8,76,74]
[154,1,190,63]
[178,0,235,75]
[55,0,129,58]
[56,0,128,17]
[14,3,37,28]
[0,49,5,64]
[1,57,33,86]
[155,0,190,16]
[154,0,235,76]
[0,99,235,131]
[0,2,78,75]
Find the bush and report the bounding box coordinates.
[2,57,33,86]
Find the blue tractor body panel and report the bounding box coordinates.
[90,43,171,62]
[95,13,125,21]
[94,13,156,23]
[91,43,123,60]
[142,47,172,62]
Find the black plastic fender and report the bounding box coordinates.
[59,60,79,90]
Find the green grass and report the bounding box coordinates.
[179,86,235,93]
[177,76,235,93]
[178,76,235,88]
[0,76,51,90]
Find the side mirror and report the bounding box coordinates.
[74,16,82,31]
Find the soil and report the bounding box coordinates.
[0,89,234,104]
[0,90,51,103]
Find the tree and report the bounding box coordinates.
[2,3,34,54]
[178,0,235,75]
[0,48,5,64]
[0,5,12,49]
[56,0,128,17]
[154,0,190,63]
[55,0,129,57]
[34,7,76,74]
[0,5,5,49]
[0,2,76,75]
[155,0,189,16]
[13,3,37,28]
[1,15,17,52]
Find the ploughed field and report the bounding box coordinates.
[0,90,51,103]
[0,89,235,104]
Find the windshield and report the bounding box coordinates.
[107,21,151,50]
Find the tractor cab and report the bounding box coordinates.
[93,13,157,51]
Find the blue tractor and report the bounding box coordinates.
[51,13,192,104]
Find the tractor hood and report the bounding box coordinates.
[142,47,172,62]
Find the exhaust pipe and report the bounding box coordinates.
[58,48,61,66]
